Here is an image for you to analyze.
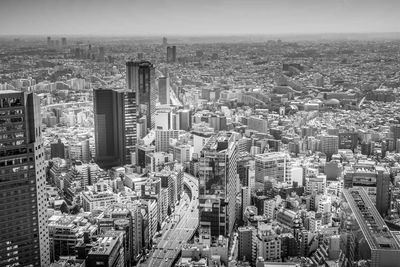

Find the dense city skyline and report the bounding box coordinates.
[2,1,400,266]
[1,0,400,36]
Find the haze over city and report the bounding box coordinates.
[0,0,400,36]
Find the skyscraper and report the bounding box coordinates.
[376,166,391,218]
[0,90,50,266]
[178,109,192,131]
[61,37,67,46]
[167,46,176,63]
[126,60,156,129]
[391,124,400,150]
[93,88,136,168]
[158,76,170,105]
[198,132,237,239]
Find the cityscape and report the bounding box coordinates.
[1,1,400,267]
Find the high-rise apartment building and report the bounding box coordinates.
[0,91,50,266]
[93,88,137,169]
[198,132,237,239]
[126,60,156,129]
[255,152,291,185]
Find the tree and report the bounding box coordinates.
[70,205,81,215]
[60,202,69,214]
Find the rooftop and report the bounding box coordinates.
[0,89,21,94]
[343,188,400,251]
[88,234,120,255]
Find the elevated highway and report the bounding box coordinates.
[145,173,198,267]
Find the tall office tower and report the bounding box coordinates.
[123,91,137,163]
[376,166,391,218]
[167,45,177,63]
[178,109,192,131]
[158,76,170,105]
[0,91,50,266]
[47,36,51,46]
[162,37,168,46]
[93,88,136,169]
[94,89,124,168]
[61,37,67,46]
[126,60,156,129]
[255,152,291,185]
[318,134,339,160]
[391,124,400,150]
[238,226,257,264]
[341,188,400,267]
[198,132,238,239]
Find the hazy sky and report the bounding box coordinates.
[0,0,399,36]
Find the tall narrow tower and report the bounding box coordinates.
[93,88,136,168]
[126,60,156,130]
[198,132,238,239]
[0,90,50,266]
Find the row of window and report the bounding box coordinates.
[0,132,25,140]
[0,165,34,175]
[0,117,24,124]
[0,109,23,116]
[0,123,24,132]
[0,156,32,167]
[0,97,23,108]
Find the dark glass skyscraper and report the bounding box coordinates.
[0,90,50,266]
[94,88,137,169]
[198,132,237,239]
[167,46,176,63]
[126,60,156,130]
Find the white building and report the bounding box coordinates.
[81,180,117,211]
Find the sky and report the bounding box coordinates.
[0,0,399,36]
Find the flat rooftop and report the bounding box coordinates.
[0,89,21,94]
[343,188,400,251]
[89,235,119,255]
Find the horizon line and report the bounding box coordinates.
[1,31,400,38]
